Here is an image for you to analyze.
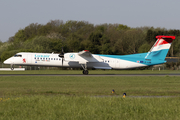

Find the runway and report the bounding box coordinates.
[1,74,180,76]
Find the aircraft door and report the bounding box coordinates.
[112,59,120,68]
[115,59,120,68]
[111,59,116,68]
[27,54,32,64]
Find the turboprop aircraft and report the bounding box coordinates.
[3,35,175,75]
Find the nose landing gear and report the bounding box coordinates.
[11,64,14,70]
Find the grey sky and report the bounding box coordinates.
[0,0,180,42]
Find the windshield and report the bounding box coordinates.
[14,54,22,57]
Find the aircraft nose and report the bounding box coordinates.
[3,59,9,64]
[3,58,11,64]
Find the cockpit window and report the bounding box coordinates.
[14,54,22,57]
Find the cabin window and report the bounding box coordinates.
[56,58,58,60]
[46,58,47,60]
[14,54,22,57]
[40,58,42,60]
[43,58,45,60]
[48,58,50,60]
[51,58,53,60]
[34,57,36,59]
[59,58,61,60]
[37,58,39,60]
[54,58,55,60]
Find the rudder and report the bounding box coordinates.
[145,35,175,61]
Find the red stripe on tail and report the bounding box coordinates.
[154,36,175,47]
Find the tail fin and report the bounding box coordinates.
[145,35,175,61]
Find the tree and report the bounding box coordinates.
[1,50,19,62]
[0,40,2,46]
[49,39,63,53]
[138,43,151,53]
[122,29,145,54]
[145,29,155,43]
[14,29,26,42]
[117,24,130,31]
[8,36,15,43]
[24,23,42,39]
[67,33,83,52]
[88,32,102,46]
[23,36,52,53]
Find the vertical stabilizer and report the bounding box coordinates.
[145,35,175,61]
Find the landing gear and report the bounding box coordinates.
[82,70,89,75]
[81,64,89,75]
[11,64,14,70]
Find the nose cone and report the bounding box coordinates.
[3,59,9,64]
[3,58,12,64]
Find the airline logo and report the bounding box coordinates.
[35,55,50,58]
[23,58,26,63]
[69,54,75,59]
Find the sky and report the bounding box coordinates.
[0,0,180,42]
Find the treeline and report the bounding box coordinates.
[0,20,180,62]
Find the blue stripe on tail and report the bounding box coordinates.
[145,49,169,61]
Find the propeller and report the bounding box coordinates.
[58,47,64,66]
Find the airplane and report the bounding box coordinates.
[3,35,175,75]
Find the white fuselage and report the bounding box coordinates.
[3,36,175,73]
[4,52,147,69]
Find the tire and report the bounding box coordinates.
[82,70,85,74]
[84,70,88,75]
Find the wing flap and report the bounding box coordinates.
[93,67,112,69]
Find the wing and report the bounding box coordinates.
[78,50,92,57]
[64,50,103,64]
[64,50,112,69]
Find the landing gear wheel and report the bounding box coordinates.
[83,70,89,75]
[81,64,88,75]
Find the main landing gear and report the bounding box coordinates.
[81,64,89,75]
[82,70,89,75]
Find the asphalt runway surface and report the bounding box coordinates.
[1,74,180,76]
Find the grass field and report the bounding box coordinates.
[1,76,180,96]
[1,96,180,120]
[0,73,180,119]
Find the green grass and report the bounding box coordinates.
[1,76,180,96]
[1,76,180,119]
[0,96,180,120]
[0,69,180,74]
